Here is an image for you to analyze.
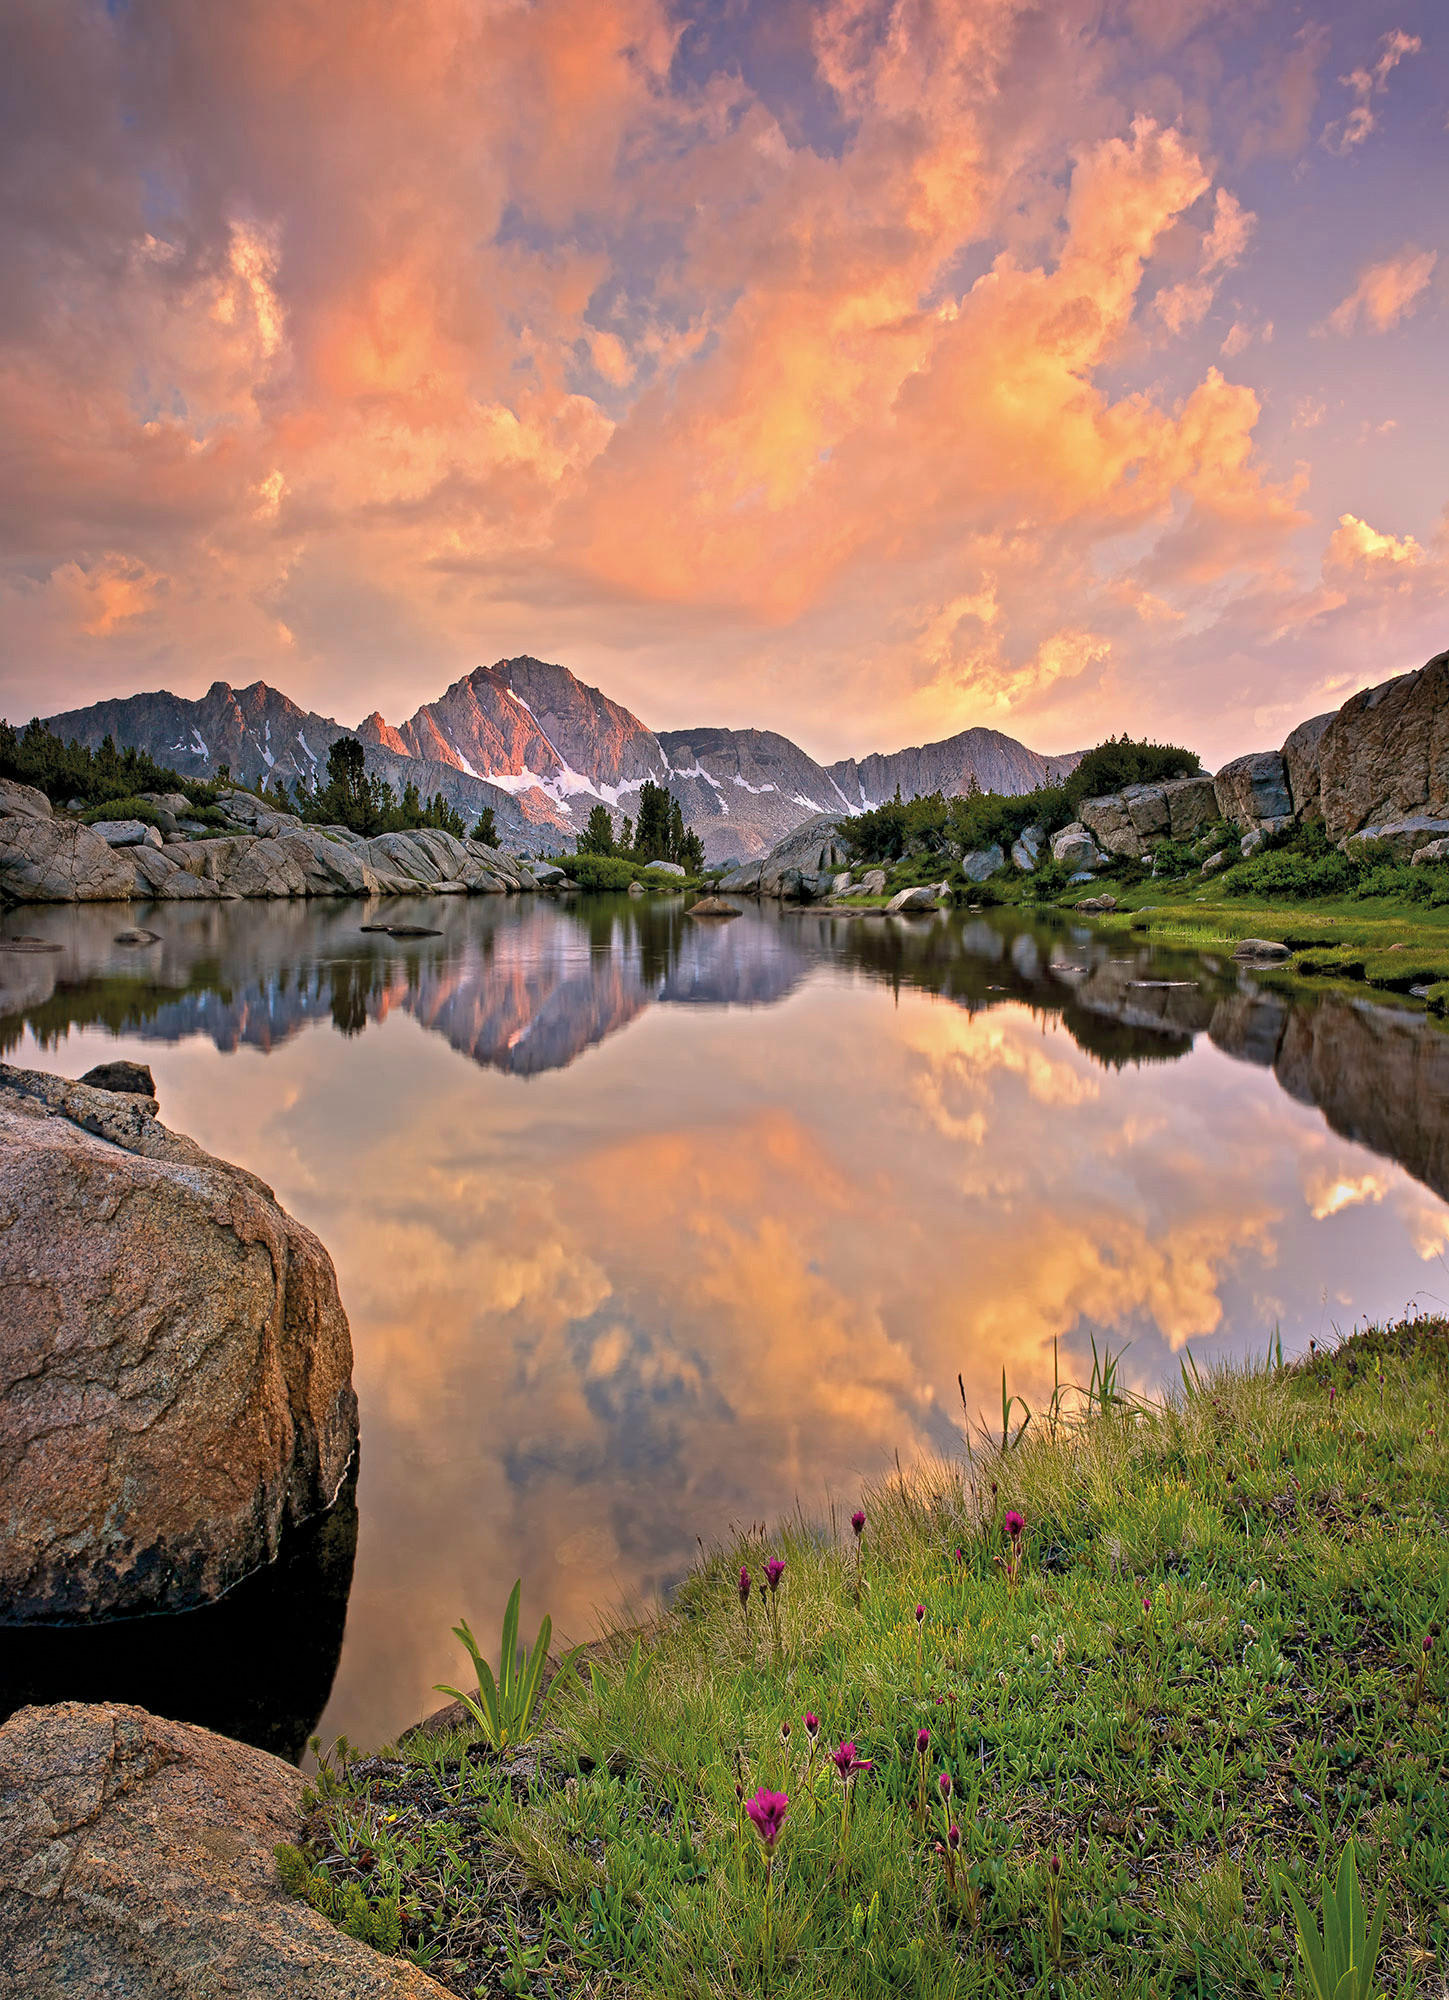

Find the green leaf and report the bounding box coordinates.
[1281,1874,1331,2000]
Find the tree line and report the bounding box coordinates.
[574,778,706,873]
[840,735,1202,863]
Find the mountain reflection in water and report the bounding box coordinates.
[5,893,1449,1751]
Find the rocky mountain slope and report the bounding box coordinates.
[41,658,1078,861]
[828,727,1081,810]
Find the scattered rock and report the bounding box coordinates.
[113,927,161,945]
[1240,829,1265,857]
[1201,850,1228,875]
[88,819,163,850]
[78,1061,156,1098]
[0,936,61,953]
[1411,838,1449,866]
[0,1701,451,1999]
[1010,825,1045,872]
[1343,817,1449,863]
[626,879,645,897]
[532,862,566,884]
[645,860,686,877]
[0,1063,357,1621]
[1074,895,1119,913]
[687,896,742,918]
[886,885,939,913]
[961,845,1005,883]
[382,924,443,938]
[1232,938,1291,962]
[1051,822,1103,871]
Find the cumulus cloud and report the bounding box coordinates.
[1321,247,1438,335]
[0,0,1442,767]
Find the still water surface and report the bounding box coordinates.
[5,893,1449,1755]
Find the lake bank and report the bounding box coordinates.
[276,1312,1449,1998]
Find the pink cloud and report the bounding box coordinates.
[1322,247,1438,335]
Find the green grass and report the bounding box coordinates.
[281,1318,1449,1998]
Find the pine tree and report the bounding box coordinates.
[578,803,616,856]
[632,779,673,861]
[471,805,499,847]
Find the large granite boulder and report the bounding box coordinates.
[0,1065,357,1622]
[0,818,136,904]
[1213,751,1293,831]
[0,779,53,821]
[272,830,381,898]
[1316,651,1449,842]
[1077,775,1218,857]
[886,885,938,913]
[758,814,851,895]
[0,1701,449,1999]
[1281,711,1334,818]
[176,835,309,898]
[717,859,764,893]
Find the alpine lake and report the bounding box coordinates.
[5,890,1449,1759]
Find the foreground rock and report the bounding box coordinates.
[0,1065,357,1622]
[687,896,741,918]
[0,1701,449,1999]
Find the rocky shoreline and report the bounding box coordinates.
[0,780,554,906]
[717,650,1449,902]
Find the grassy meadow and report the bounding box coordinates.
[280,1318,1449,1998]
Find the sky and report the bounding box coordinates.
[1,0,1447,769]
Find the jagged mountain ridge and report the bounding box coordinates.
[42,679,577,855]
[40,657,1079,861]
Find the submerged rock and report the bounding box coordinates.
[0,1064,357,1622]
[687,896,742,918]
[0,1701,449,1998]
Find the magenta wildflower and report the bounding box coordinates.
[804,1712,819,1739]
[851,1509,866,1537]
[916,1726,930,1756]
[738,1565,751,1606]
[1003,1511,1025,1540]
[948,1822,961,1850]
[939,1771,952,1798]
[1143,1596,1151,1614]
[779,1720,791,1743]
[765,1558,785,1593]
[831,1740,873,1780]
[915,1603,926,1624]
[745,1787,789,1852]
